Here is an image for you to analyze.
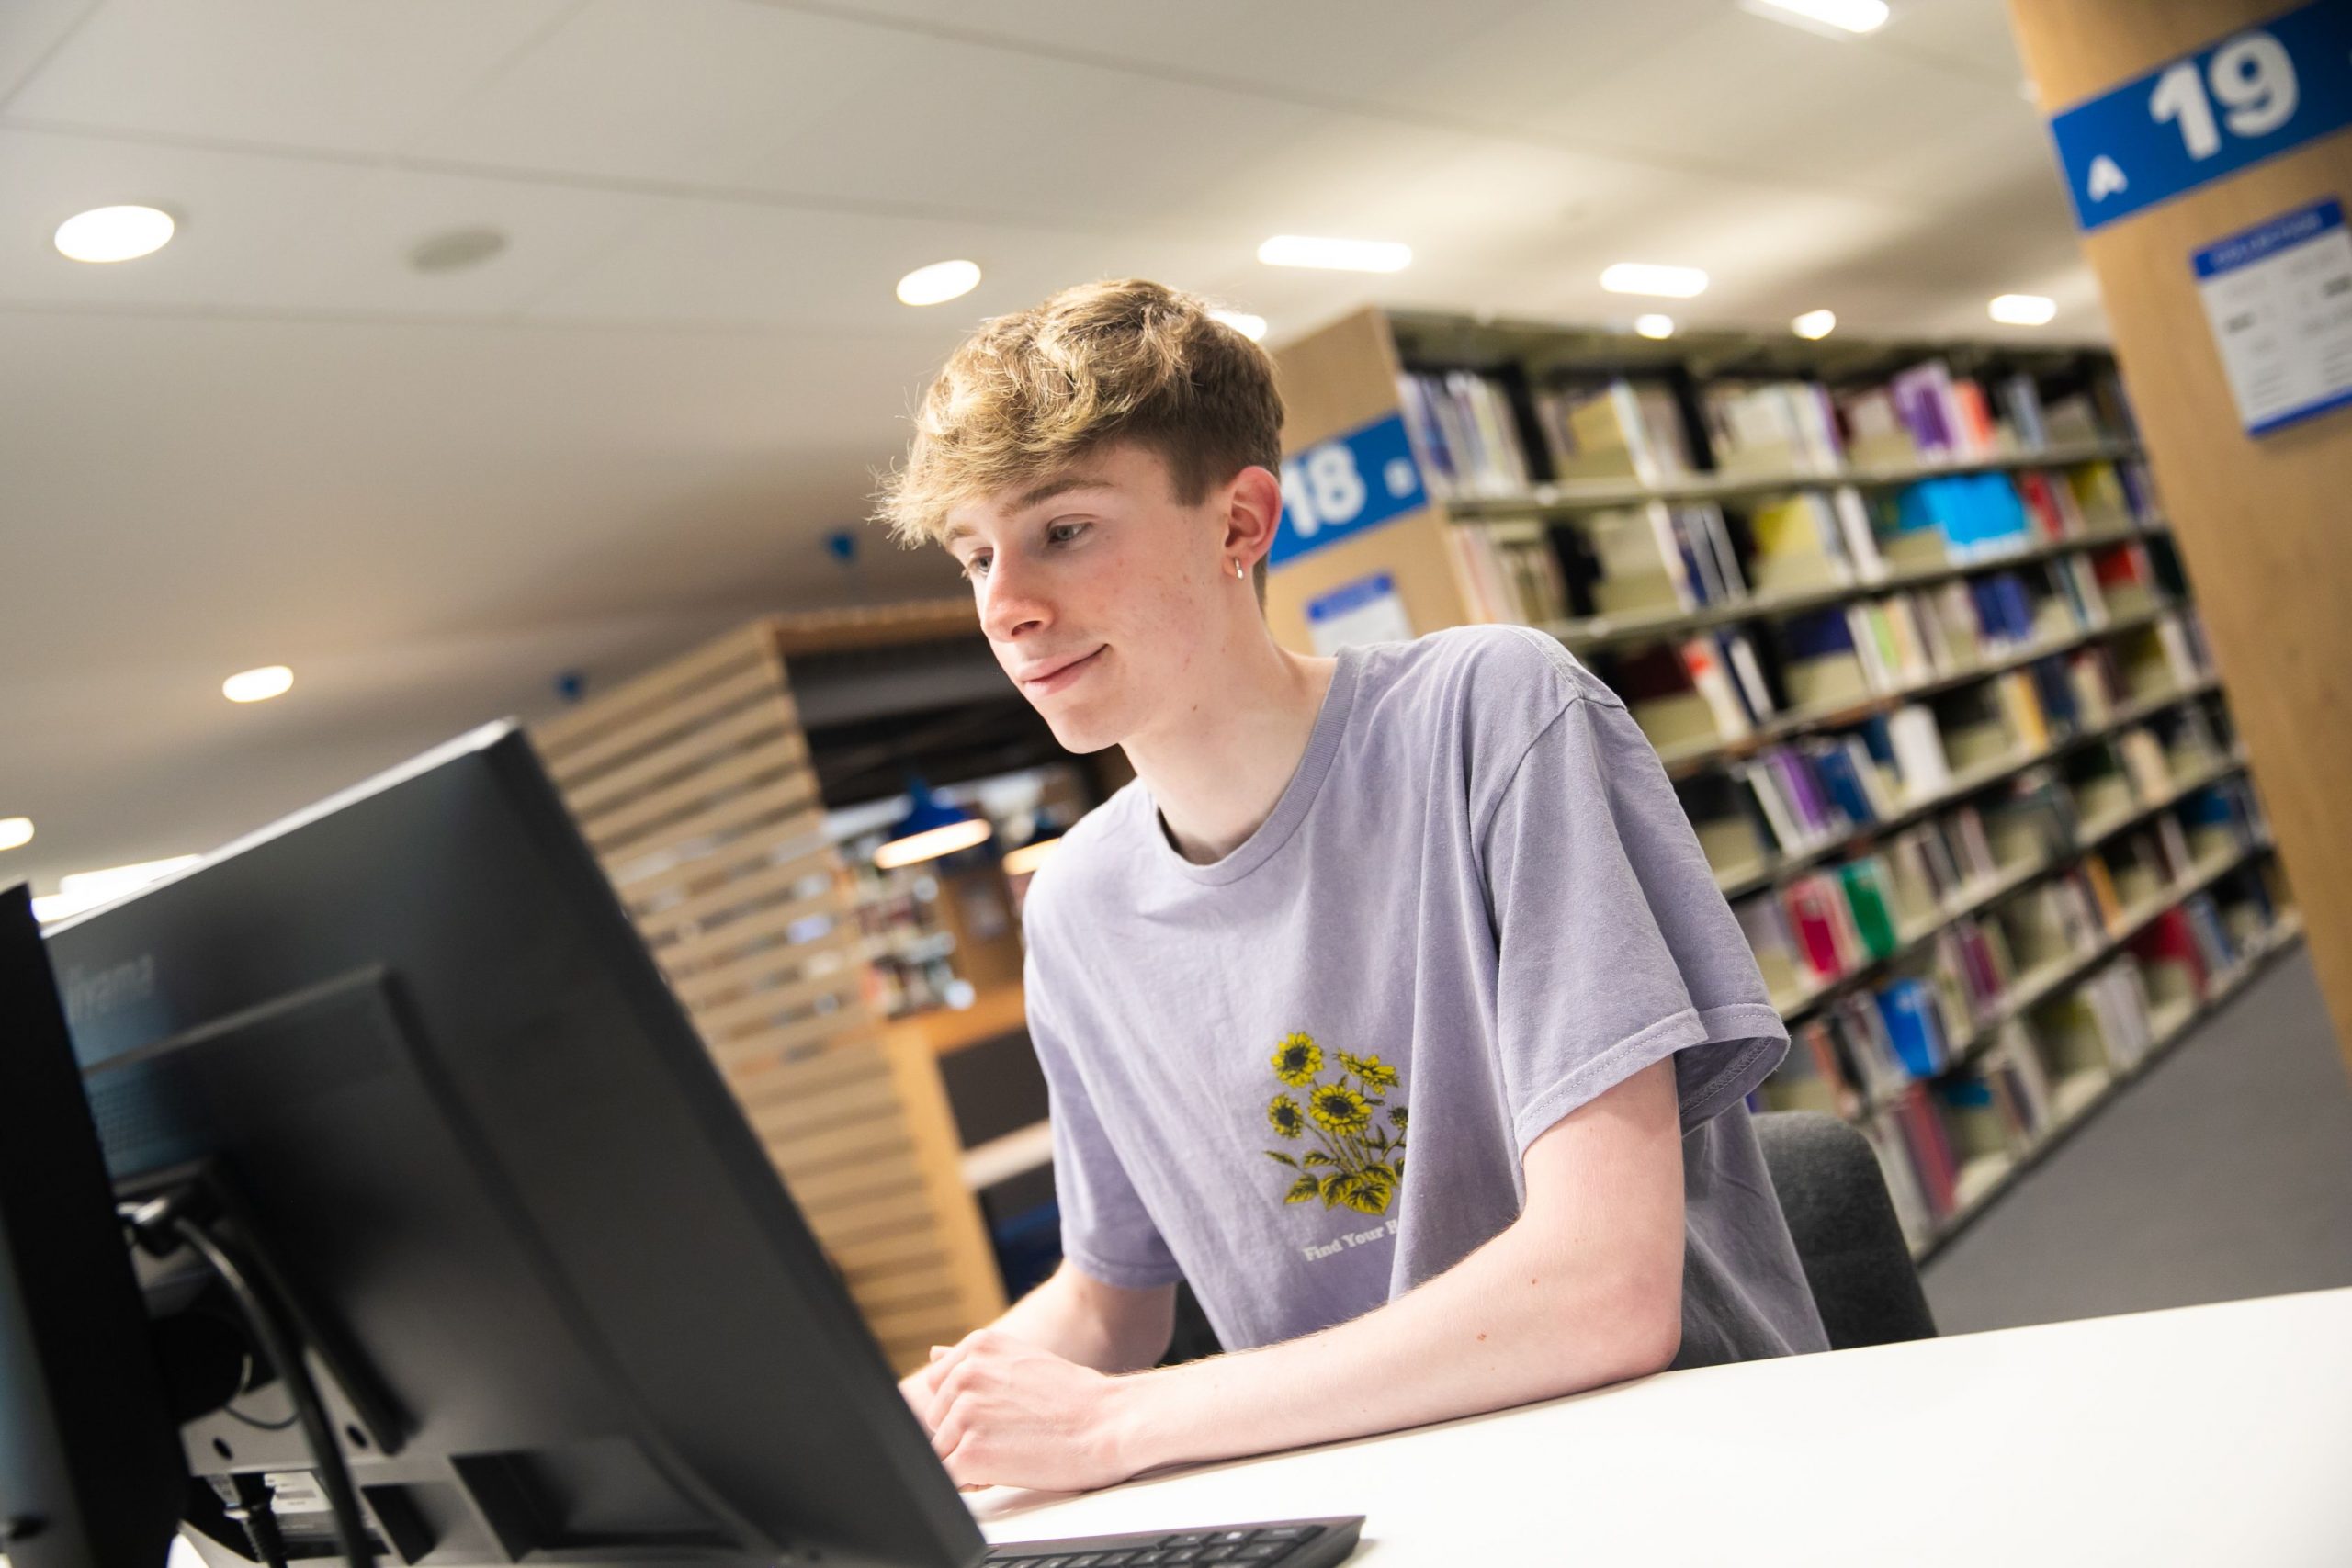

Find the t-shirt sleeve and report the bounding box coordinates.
[1478,690,1788,1152]
[1022,957,1185,1292]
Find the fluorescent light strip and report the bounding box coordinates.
[1601,263,1709,299]
[1210,310,1268,342]
[1257,235,1411,273]
[1989,293,2057,326]
[1742,0,1889,35]
[874,818,993,871]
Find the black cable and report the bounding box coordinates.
[221,1354,302,1431]
[167,1215,377,1568]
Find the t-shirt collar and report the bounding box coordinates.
[1140,644,1363,886]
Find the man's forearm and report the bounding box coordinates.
[989,1262,1170,1374]
[1106,1212,1679,1475]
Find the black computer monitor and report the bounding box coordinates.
[42,723,988,1567]
[0,884,187,1568]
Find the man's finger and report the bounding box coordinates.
[929,1405,967,1463]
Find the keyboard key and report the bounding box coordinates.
[1235,1548,1286,1562]
[1160,1535,1209,1548]
[1256,1527,1319,1541]
[1211,1531,1254,1545]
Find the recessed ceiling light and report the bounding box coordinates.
[1989,293,2057,326]
[1602,263,1710,299]
[1792,309,1838,339]
[409,226,508,274]
[1210,310,1269,342]
[1634,314,1678,340]
[1257,235,1412,273]
[0,818,31,852]
[54,205,176,264]
[1739,0,1890,36]
[222,665,294,704]
[896,259,981,306]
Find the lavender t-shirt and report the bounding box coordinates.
[1019,625,1827,1369]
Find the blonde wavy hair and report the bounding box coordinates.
[875,278,1283,592]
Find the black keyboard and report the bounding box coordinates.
[984,1514,1363,1566]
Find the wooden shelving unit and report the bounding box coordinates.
[532,616,1010,1375]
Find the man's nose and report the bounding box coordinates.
[980,553,1051,643]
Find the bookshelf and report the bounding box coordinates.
[1266,306,2301,1260]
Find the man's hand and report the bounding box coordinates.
[909,1327,1140,1493]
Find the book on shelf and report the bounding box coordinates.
[1581,502,1695,615]
[1997,372,2050,452]
[2014,468,2087,540]
[1777,608,1872,709]
[1702,379,1844,475]
[1883,704,1952,799]
[1679,637,1754,741]
[2067,461,2135,531]
[1532,378,1693,485]
[1736,896,1806,1007]
[1679,772,1773,884]
[1602,644,1722,753]
[1398,369,1532,498]
[2090,540,2161,618]
[1444,523,1568,625]
[1745,491,1857,593]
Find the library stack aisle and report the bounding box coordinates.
[1264,304,2301,1258]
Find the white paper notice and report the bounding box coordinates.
[1305,572,1413,655]
[2191,197,2352,437]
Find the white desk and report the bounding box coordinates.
[974,1287,2352,1565]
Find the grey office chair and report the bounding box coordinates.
[1752,1111,1939,1351]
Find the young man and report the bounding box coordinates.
[876,279,1826,1495]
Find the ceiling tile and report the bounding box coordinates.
[6,0,578,153]
[0,0,99,106]
[410,0,893,187]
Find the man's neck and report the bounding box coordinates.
[1120,629,1339,866]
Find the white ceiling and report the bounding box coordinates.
[0,0,2108,894]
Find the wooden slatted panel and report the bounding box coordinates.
[535,619,1007,1373]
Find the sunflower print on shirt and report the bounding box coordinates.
[1261,1032,1408,1214]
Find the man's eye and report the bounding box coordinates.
[1048,523,1090,547]
[962,555,991,581]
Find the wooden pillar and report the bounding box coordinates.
[1264,307,1474,654]
[2007,2,2352,1073]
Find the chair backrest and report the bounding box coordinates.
[1752,1111,1939,1351]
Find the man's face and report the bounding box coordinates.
[944,443,1229,754]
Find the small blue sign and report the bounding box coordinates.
[2048,0,2352,233]
[1271,409,1430,567]
[2192,196,2341,277]
[1306,573,1397,623]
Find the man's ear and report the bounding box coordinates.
[1220,465,1284,571]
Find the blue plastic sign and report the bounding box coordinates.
[1271,410,1430,567]
[2191,197,2352,435]
[2048,0,2352,233]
